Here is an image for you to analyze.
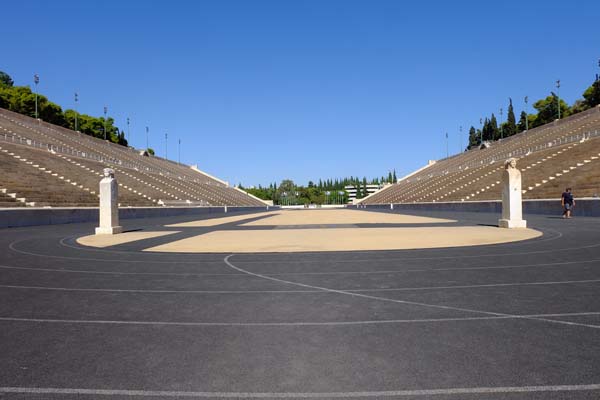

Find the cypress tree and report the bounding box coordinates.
[505,98,517,137]
[489,114,499,141]
[517,111,528,133]
[480,118,488,141]
[468,126,478,148]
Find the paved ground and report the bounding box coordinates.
[0,208,599,399]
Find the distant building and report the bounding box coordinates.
[345,184,382,203]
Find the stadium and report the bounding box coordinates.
[1,2,600,399]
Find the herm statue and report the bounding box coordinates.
[498,158,527,229]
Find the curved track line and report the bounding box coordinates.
[1,383,599,397]
[223,255,600,330]
[18,228,588,265]
[60,224,564,253]
[2,279,600,294]
[2,255,600,277]
[8,239,224,264]
[0,312,598,327]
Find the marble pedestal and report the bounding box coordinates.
[498,218,527,229]
[498,158,527,229]
[95,168,123,235]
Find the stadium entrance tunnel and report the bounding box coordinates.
[76,209,542,253]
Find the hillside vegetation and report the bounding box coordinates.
[0,71,127,146]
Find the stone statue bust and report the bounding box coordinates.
[505,158,517,170]
[103,168,115,179]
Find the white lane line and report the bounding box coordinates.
[265,256,600,275]
[7,239,224,264]
[0,383,599,397]
[1,279,600,294]
[8,228,589,265]
[2,255,600,276]
[354,279,600,292]
[0,264,241,276]
[0,284,313,294]
[0,312,598,327]
[58,225,564,256]
[224,255,600,330]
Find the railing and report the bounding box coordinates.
[0,131,234,189]
[463,129,600,170]
[0,132,134,168]
[407,128,600,181]
[0,110,198,179]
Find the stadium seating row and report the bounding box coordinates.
[362,105,600,204]
[0,108,266,207]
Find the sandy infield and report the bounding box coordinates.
[77,210,541,253]
[78,231,179,248]
[165,211,279,227]
[145,226,541,253]
[241,209,455,226]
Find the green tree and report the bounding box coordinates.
[0,79,127,146]
[505,98,517,137]
[583,81,600,108]
[517,111,528,133]
[532,93,570,127]
[467,126,479,148]
[570,99,589,115]
[39,98,67,126]
[0,71,13,87]
[118,130,128,146]
[489,114,500,141]
[481,118,490,141]
[277,179,295,204]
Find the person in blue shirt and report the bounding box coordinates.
[561,187,575,218]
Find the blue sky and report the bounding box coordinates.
[2,0,599,186]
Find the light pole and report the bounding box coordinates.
[145,126,149,150]
[595,59,600,101]
[74,92,79,131]
[524,96,529,131]
[499,107,503,139]
[33,74,39,119]
[103,106,108,140]
[459,125,463,153]
[479,118,483,144]
[556,80,561,120]
[178,139,181,164]
[445,132,448,158]
[126,117,130,145]
[165,132,168,159]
